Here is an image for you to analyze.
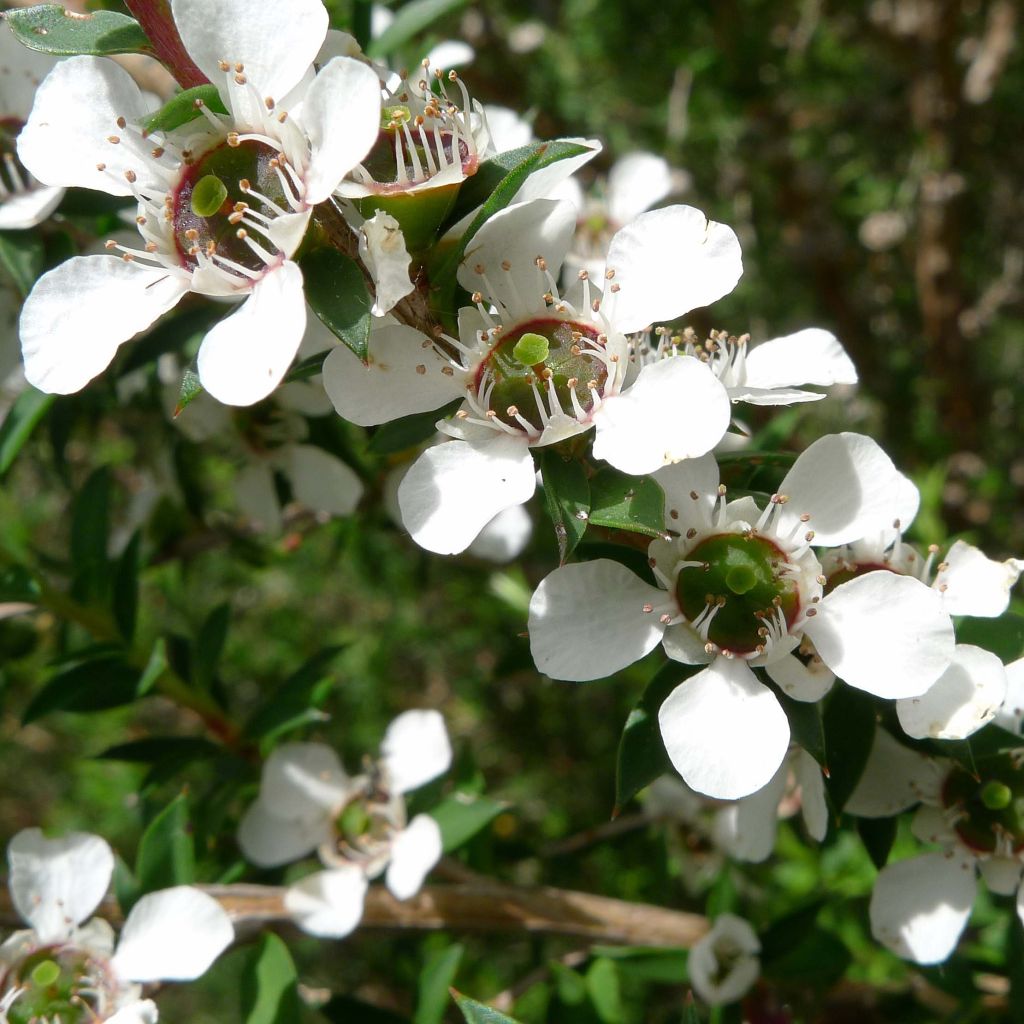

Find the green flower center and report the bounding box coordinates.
[943,759,1024,853]
[675,533,800,655]
[475,317,608,432]
[1,946,111,1024]
[172,139,289,272]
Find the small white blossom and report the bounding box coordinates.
[688,914,760,1005]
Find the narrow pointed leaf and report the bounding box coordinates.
[539,450,590,562]
[587,470,665,539]
[301,248,372,361]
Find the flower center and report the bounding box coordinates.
[476,317,608,431]
[824,561,892,593]
[675,533,800,655]
[943,759,1024,854]
[171,139,288,272]
[0,117,32,196]
[1,946,114,1024]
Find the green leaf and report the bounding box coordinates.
[549,961,587,1006]
[367,0,468,57]
[99,735,222,766]
[143,83,228,134]
[0,229,45,296]
[241,932,302,1024]
[430,792,506,852]
[774,687,826,767]
[301,248,372,361]
[195,602,231,689]
[5,5,153,57]
[112,531,141,642]
[758,901,823,965]
[244,646,344,742]
[22,655,140,723]
[452,993,522,1024]
[285,347,330,384]
[367,398,464,455]
[0,565,40,604]
[957,613,1024,663]
[71,465,111,593]
[856,816,897,869]
[539,451,589,563]
[761,927,850,986]
[137,637,168,696]
[587,469,665,539]
[415,943,464,1024]
[173,369,204,416]
[585,958,624,1024]
[320,996,411,1023]
[0,389,54,479]
[135,792,194,895]
[615,662,700,812]
[822,685,877,812]
[112,854,140,916]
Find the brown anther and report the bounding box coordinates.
[474,263,485,274]
[116,116,127,129]
[471,291,483,303]
[805,530,815,541]
[485,410,497,419]
[669,509,679,520]
[799,513,811,522]
[277,111,289,123]
[107,135,120,144]
[227,212,244,224]
[184,228,199,240]
[570,344,582,356]
[96,162,107,171]
[610,283,621,293]
[234,73,247,85]
[541,368,553,380]
[566,377,578,388]
[605,268,615,279]
[151,146,165,159]
[441,366,454,376]
[591,299,601,312]
[642,603,654,614]
[806,608,817,616]
[265,96,275,110]
[415,364,427,375]
[535,256,547,270]
[145,242,158,253]
[506,405,519,417]
[578,269,589,281]
[718,484,727,495]
[227,132,240,147]
[121,253,135,262]
[456,410,469,419]
[135,215,146,225]
[689,491,699,500]
[501,260,512,271]
[124,169,137,183]
[104,240,117,249]
[816,575,827,585]
[239,178,251,192]
[218,60,230,71]
[586,379,599,390]
[236,228,248,240]
[686,527,697,539]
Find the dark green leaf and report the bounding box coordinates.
[195,602,231,689]
[615,662,700,812]
[857,816,897,869]
[119,304,221,375]
[549,961,587,1006]
[415,943,464,1024]
[285,348,330,384]
[137,637,168,696]
[135,792,194,895]
[957,613,1024,663]
[0,229,45,296]
[822,686,877,812]
[539,451,590,562]
[320,995,411,1023]
[0,389,54,479]
[301,248,372,361]
[367,0,468,57]
[587,470,665,539]
[590,948,686,985]
[681,999,701,1024]
[430,792,506,852]
[71,465,111,594]
[6,5,153,57]
[585,958,624,1024]
[367,399,464,455]
[759,901,823,964]
[774,687,826,767]
[112,532,141,642]
[22,656,139,723]
[241,932,302,1024]
[112,854,140,916]
[99,735,222,765]
[143,84,228,134]
[452,993,522,1024]
[761,927,850,986]
[1007,913,1024,1021]
[0,566,39,604]
[174,369,204,416]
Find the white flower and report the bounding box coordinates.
[688,914,760,1005]
[238,710,451,938]
[16,0,381,405]
[1,829,232,1023]
[324,197,739,553]
[528,433,956,798]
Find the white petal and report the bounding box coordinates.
[458,199,577,321]
[529,560,667,681]
[257,742,351,819]
[807,572,954,698]
[846,728,939,817]
[726,385,826,407]
[741,329,857,392]
[424,40,475,69]
[323,324,462,426]
[481,104,534,151]
[713,764,788,862]
[106,1000,159,1024]
[381,710,452,794]
[8,829,114,942]
[688,914,760,1006]
[398,435,536,554]
[795,750,828,841]
[237,799,329,868]
[299,56,380,203]
[284,867,368,938]
[385,815,443,900]
[111,887,233,982]
[934,540,1022,618]
[661,621,714,665]
[0,20,59,117]
[995,657,1024,733]
[607,152,673,225]
[896,644,1007,740]
[197,262,306,406]
[777,433,918,546]
[0,186,64,230]
[591,357,730,475]
[911,804,957,845]
[17,57,155,196]
[511,137,601,206]
[603,205,742,334]
[979,856,1023,897]
[870,852,976,964]
[659,658,790,799]
[282,444,363,517]
[234,461,283,534]
[172,0,327,103]
[765,652,835,702]
[21,256,186,394]
[358,211,414,315]
[652,453,720,531]
[467,504,533,562]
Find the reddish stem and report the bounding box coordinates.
[124,0,208,89]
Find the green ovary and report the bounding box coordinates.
[675,533,799,654]
[2,947,106,1024]
[944,759,1024,853]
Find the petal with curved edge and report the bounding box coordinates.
[741,328,857,392]
[796,750,828,840]
[237,799,329,868]
[458,199,577,321]
[300,56,381,204]
[234,461,282,534]
[281,444,363,517]
[381,710,452,794]
[659,658,790,800]
[529,560,667,681]
[979,856,1023,897]
[258,743,351,819]
[197,261,305,406]
[661,621,714,665]
[777,432,919,546]
[172,0,327,104]
[17,57,157,197]
[688,914,761,1006]
[845,728,941,817]
[653,453,720,531]
[765,652,835,702]
[591,357,730,475]
[911,804,957,845]
[0,20,59,117]
[359,211,413,316]
[995,657,1024,734]
[807,572,954,698]
[607,152,673,226]
[284,867,369,938]
[603,205,742,334]
[385,815,443,900]
[21,256,187,395]
[106,1000,159,1024]
[713,763,787,863]
[870,852,976,964]
[0,186,64,230]
[934,540,1022,618]
[323,324,462,426]
[467,504,533,563]
[398,435,536,555]
[8,829,114,942]
[111,887,233,982]
[511,137,602,207]
[896,644,1006,740]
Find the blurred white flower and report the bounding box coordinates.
[688,913,760,1005]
